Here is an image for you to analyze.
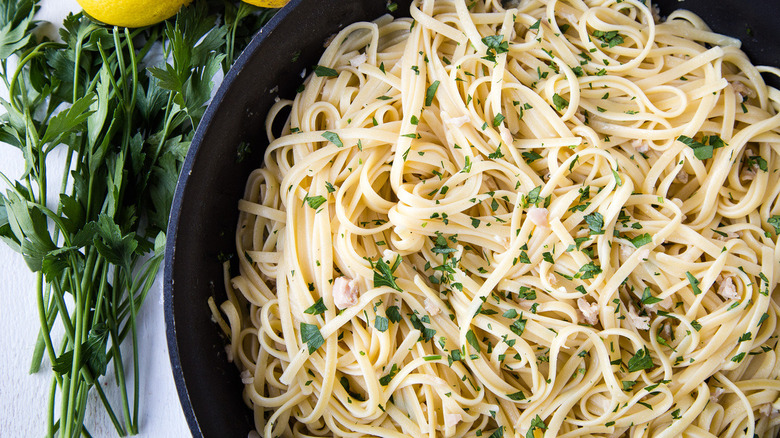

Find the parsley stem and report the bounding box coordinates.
[31,276,57,374]
[92,380,126,435]
[34,272,60,378]
[112,268,135,434]
[47,372,57,437]
[64,256,87,437]
[7,42,64,112]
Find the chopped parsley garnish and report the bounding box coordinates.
[522,151,543,163]
[409,313,437,341]
[314,65,338,77]
[489,145,505,159]
[488,426,504,438]
[510,313,527,337]
[462,156,473,173]
[686,272,701,295]
[527,415,547,438]
[373,256,402,291]
[584,212,604,235]
[745,155,769,172]
[578,261,602,280]
[552,93,569,111]
[432,231,456,254]
[374,315,389,332]
[379,363,398,385]
[630,233,652,248]
[677,135,726,160]
[386,306,402,323]
[507,390,526,401]
[466,329,481,353]
[322,131,344,147]
[627,347,655,372]
[640,287,662,305]
[481,35,509,63]
[305,195,327,209]
[300,322,325,354]
[767,215,780,234]
[303,298,327,315]
[517,287,536,300]
[592,30,624,48]
[425,80,440,106]
[340,376,366,401]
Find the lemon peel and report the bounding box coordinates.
[241,0,290,8]
[77,0,193,28]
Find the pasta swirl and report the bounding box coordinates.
[213,1,780,436]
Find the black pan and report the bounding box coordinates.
[163,1,780,436]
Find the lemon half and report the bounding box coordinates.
[77,0,193,28]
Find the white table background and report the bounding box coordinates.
[0,1,191,436]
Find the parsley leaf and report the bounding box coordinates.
[584,212,604,235]
[527,415,547,438]
[425,80,440,106]
[686,271,702,295]
[489,145,505,159]
[552,93,569,111]
[379,363,398,385]
[314,65,338,77]
[386,305,402,323]
[322,131,344,147]
[592,29,624,48]
[507,390,526,401]
[373,257,402,291]
[482,35,509,54]
[466,329,481,352]
[300,322,325,354]
[630,233,652,248]
[510,313,527,337]
[640,287,662,305]
[627,347,655,372]
[304,298,327,315]
[374,315,389,332]
[305,195,327,209]
[578,261,602,280]
[678,135,712,160]
[767,215,780,234]
[522,151,543,163]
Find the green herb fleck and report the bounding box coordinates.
[304,298,327,315]
[300,323,325,354]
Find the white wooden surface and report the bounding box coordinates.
[0,1,190,436]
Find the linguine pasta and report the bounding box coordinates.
[212,0,780,436]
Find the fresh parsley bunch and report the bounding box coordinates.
[0,1,274,436]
